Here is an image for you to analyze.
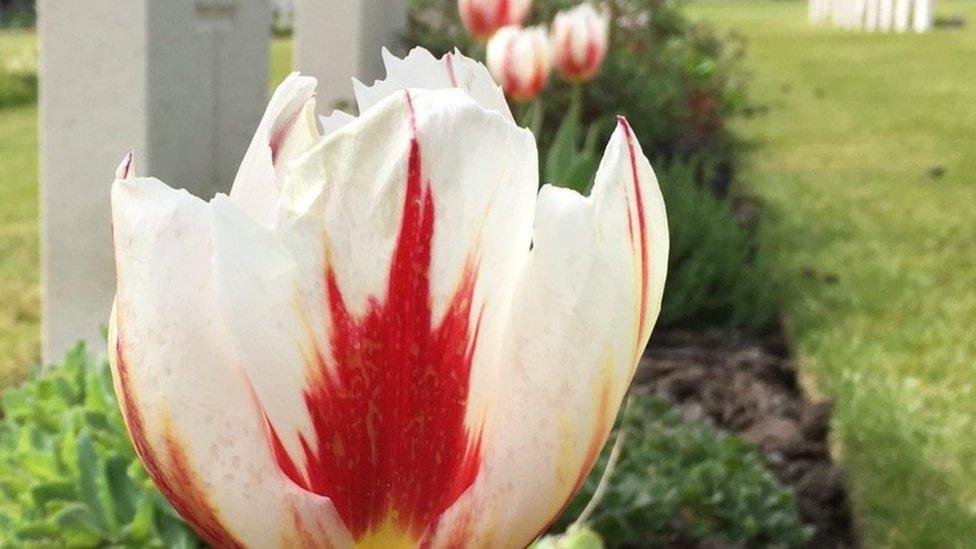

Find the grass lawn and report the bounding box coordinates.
[686,1,976,546]
[0,33,293,386]
[0,30,39,388]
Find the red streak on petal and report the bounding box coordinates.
[113,339,246,549]
[444,53,459,88]
[284,504,335,549]
[618,117,649,340]
[269,92,313,164]
[272,93,484,542]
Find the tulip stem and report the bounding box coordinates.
[571,395,631,531]
[570,83,584,123]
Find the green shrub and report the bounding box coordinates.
[0,29,37,109]
[656,160,776,330]
[405,0,749,171]
[0,344,204,548]
[0,0,35,29]
[542,111,775,331]
[553,395,810,547]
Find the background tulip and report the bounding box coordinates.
[459,0,533,41]
[109,47,667,548]
[552,3,610,82]
[487,25,552,102]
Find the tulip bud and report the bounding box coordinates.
[551,3,610,82]
[459,0,533,41]
[487,25,552,103]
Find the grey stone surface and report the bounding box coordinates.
[39,0,270,362]
[294,0,409,112]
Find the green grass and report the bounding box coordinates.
[0,34,293,386]
[686,2,976,546]
[0,30,39,387]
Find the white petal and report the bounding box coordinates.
[353,47,513,121]
[110,176,351,548]
[229,72,320,227]
[320,109,356,137]
[211,88,536,543]
[431,119,668,547]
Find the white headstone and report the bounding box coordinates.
[294,0,410,112]
[865,0,880,30]
[913,0,933,32]
[879,0,895,30]
[894,0,912,31]
[39,0,270,361]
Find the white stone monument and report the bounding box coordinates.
[893,0,912,30]
[811,0,933,32]
[913,0,933,31]
[865,0,880,31]
[39,0,270,362]
[879,0,895,30]
[294,0,410,112]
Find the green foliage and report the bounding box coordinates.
[656,160,776,330]
[0,1,34,29]
[554,396,810,547]
[405,0,749,168]
[541,104,601,194]
[542,112,775,330]
[0,344,204,548]
[541,117,775,331]
[0,29,37,109]
[533,527,605,549]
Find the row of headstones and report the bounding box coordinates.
[809,0,935,31]
[40,0,409,362]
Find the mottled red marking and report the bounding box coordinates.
[618,117,650,340]
[285,504,335,549]
[425,506,476,549]
[270,92,484,542]
[113,338,245,549]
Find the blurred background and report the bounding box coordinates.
[0,0,974,547]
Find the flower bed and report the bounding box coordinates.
[637,329,858,547]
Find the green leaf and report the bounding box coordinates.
[31,480,76,509]
[105,455,139,527]
[562,154,599,195]
[52,502,105,544]
[0,344,205,547]
[545,104,581,187]
[75,432,114,534]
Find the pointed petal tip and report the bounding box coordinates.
[115,150,134,180]
[616,115,632,133]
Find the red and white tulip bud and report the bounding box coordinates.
[552,3,610,82]
[487,25,552,102]
[459,0,533,41]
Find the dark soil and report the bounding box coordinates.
[633,328,859,548]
